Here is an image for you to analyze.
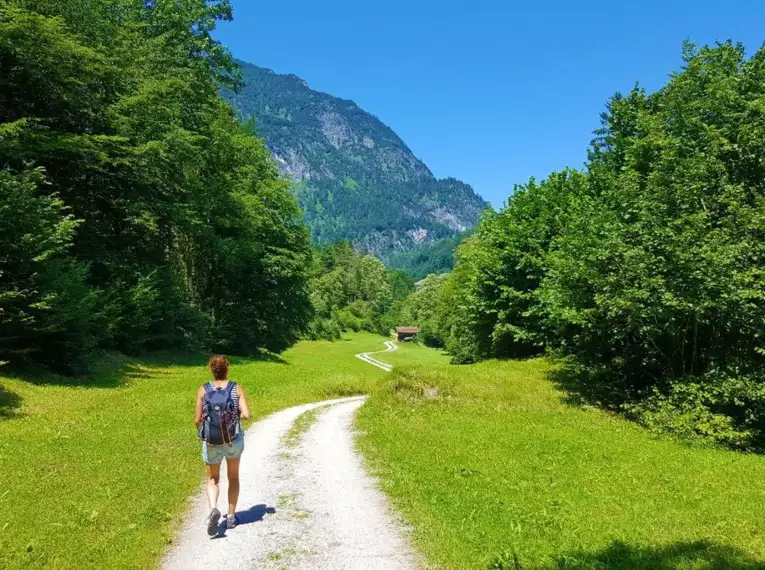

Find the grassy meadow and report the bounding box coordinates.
[0,334,387,570]
[6,335,765,570]
[358,343,765,570]
[378,340,452,368]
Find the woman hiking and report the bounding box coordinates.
[195,355,251,536]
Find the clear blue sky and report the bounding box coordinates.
[214,1,765,207]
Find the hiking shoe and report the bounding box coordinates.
[205,508,221,536]
[226,514,238,530]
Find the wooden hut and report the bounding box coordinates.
[395,327,420,342]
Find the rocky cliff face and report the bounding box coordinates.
[223,60,488,260]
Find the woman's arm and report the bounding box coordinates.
[237,385,251,421]
[195,386,205,427]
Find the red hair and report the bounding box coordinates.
[208,355,229,380]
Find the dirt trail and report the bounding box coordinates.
[354,340,397,371]
[163,343,416,569]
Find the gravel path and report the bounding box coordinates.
[163,393,417,569]
[354,340,398,371]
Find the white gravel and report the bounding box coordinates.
[162,395,418,570]
[355,340,398,371]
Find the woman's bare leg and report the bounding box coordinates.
[225,456,241,516]
[205,462,221,510]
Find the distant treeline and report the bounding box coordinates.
[388,233,466,281]
[306,242,413,340]
[403,42,765,450]
[0,1,312,371]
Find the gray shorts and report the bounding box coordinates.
[202,435,244,465]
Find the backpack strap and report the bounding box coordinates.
[219,382,236,446]
[202,383,212,408]
[226,382,241,439]
[225,382,237,413]
[200,383,212,441]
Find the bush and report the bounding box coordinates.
[628,371,765,450]
[306,318,342,341]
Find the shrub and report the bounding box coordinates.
[628,370,765,450]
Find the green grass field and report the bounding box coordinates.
[357,354,765,570]
[379,340,452,368]
[0,334,386,570]
[6,335,765,570]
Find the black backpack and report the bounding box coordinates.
[199,382,240,445]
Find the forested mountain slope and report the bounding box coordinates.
[223,60,488,260]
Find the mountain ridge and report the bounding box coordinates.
[223,60,488,260]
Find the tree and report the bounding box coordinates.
[399,273,449,347]
[437,41,765,447]
[544,42,765,396]
[0,168,99,371]
[307,242,407,338]
[0,1,313,368]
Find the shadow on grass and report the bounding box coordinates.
[243,351,289,365]
[544,540,765,569]
[136,352,207,368]
[548,365,630,413]
[138,350,289,370]
[3,347,290,390]
[0,384,22,419]
[2,354,145,388]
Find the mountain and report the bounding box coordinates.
[222,60,488,260]
[387,233,471,281]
